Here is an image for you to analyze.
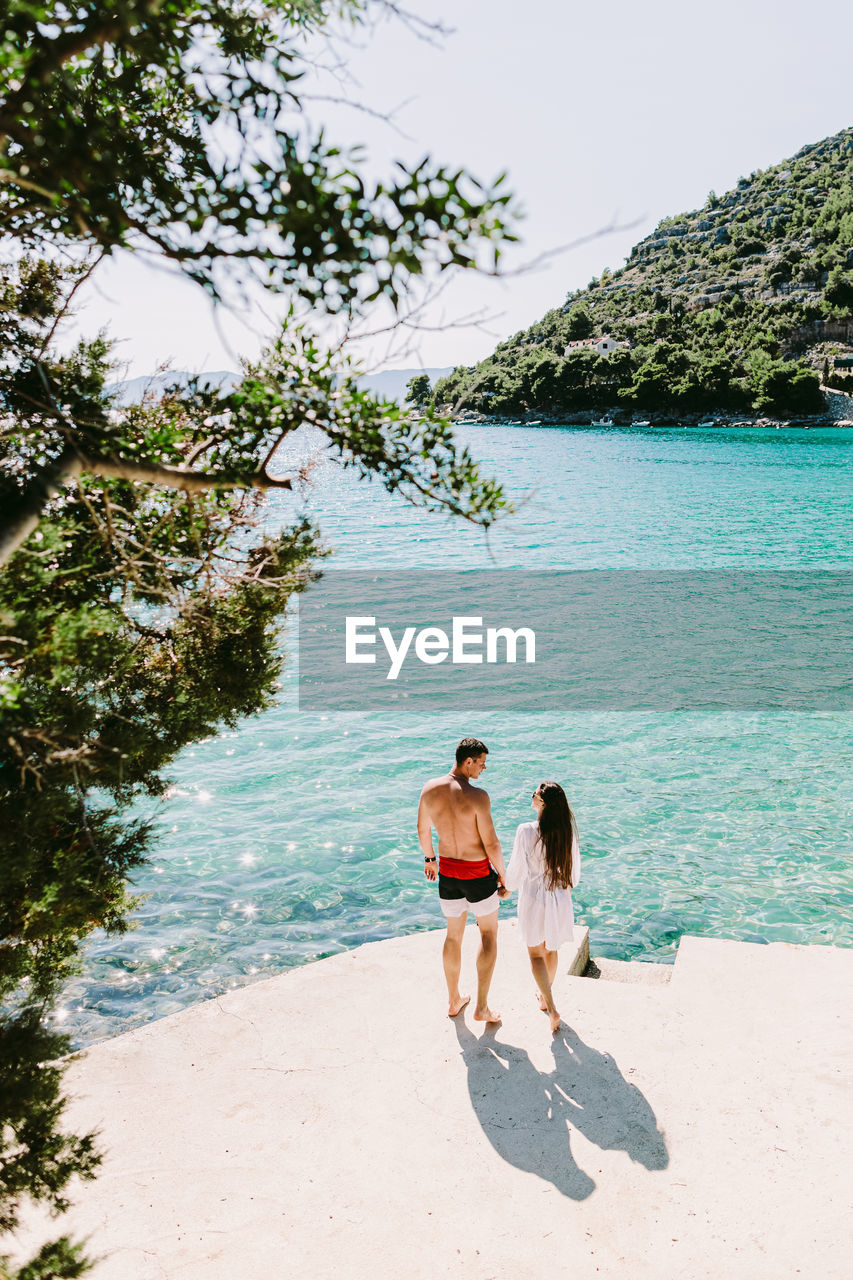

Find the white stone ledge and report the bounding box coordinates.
[11,930,853,1280]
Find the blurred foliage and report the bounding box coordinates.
[0,0,515,303]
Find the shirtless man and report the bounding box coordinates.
[417,737,508,1023]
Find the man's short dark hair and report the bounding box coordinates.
[456,737,488,766]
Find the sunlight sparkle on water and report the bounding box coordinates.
[60,422,853,1050]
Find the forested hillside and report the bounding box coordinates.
[436,127,853,421]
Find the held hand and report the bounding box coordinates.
[497,879,509,899]
[424,858,438,882]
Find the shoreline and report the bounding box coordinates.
[455,409,853,429]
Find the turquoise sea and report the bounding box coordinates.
[59,423,853,1046]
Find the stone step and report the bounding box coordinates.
[586,956,673,985]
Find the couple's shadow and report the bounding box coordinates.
[454,1019,668,1199]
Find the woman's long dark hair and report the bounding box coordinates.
[535,781,576,890]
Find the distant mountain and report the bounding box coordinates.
[106,370,239,405]
[109,367,453,406]
[436,127,853,422]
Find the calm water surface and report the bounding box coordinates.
[60,424,853,1045]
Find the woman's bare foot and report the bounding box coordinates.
[549,1009,562,1034]
[535,990,548,1012]
[474,1005,501,1023]
[448,994,470,1017]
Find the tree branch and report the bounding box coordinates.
[0,445,81,569]
[0,169,59,202]
[76,453,293,494]
[0,449,292,569]
[30,20,126,77]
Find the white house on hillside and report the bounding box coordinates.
[564,333,630,357]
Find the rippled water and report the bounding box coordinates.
[59,424,853,1045]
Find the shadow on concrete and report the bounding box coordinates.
[453,1019,668,1199]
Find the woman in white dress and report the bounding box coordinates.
[504,781,581,1034]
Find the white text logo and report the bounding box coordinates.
[345,616,536,680]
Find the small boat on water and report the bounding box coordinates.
[634,419,651,427]
[592,417,613,427]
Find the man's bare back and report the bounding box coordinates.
[419,772,495,862]
[417,740,507,1024]
[417,751,507,885]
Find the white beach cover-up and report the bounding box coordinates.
[505,820,581,950]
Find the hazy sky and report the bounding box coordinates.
[69,0,851,378]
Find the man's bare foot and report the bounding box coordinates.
[448,994,470,1017]
[549,1009,562,1034]
[474,1006,501,1023]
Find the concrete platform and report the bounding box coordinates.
[11,923,853,1279]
